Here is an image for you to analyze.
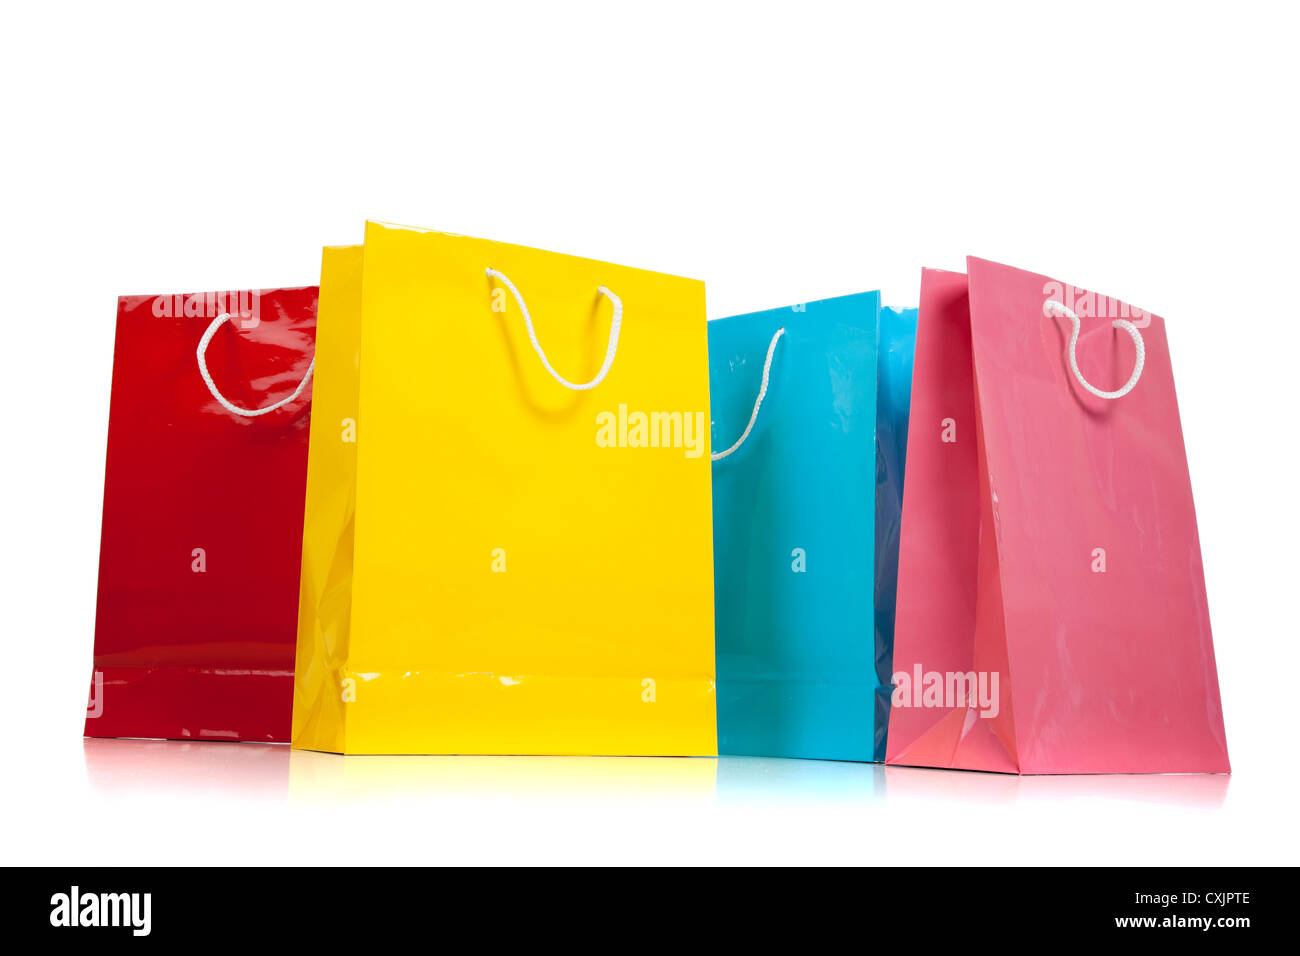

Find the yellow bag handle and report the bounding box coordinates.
[486,267,623,391]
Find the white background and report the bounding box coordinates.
[2,1,1297,865]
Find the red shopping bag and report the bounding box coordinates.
[886,260,1229,773]
[86,287,316,742]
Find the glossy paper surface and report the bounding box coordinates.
[292,248,361,752]
[873,306,917,761]
[88,287,317,742]
[886,270,994,768]
[711,294,881,761]
[887,263,1229,773]
[292,222,717,755]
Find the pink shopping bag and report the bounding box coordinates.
[886,259,1229,773]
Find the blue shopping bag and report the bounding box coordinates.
[710,292,884,761]
[874,306,918,760]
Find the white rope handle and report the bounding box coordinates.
[486,267,622,391]
[712,327,785,462]
[196,313,315,417]
[1045,300,1145,400]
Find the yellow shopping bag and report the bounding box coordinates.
[293,222,716,755]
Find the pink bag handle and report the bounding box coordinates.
[196,313,315,417]
[1046,300,1145,400]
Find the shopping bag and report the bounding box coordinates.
[886,260,1229,773]
[710,293,883,761]
[292,223,717,755]
[873,306,918,760]
[87,285,317,741]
